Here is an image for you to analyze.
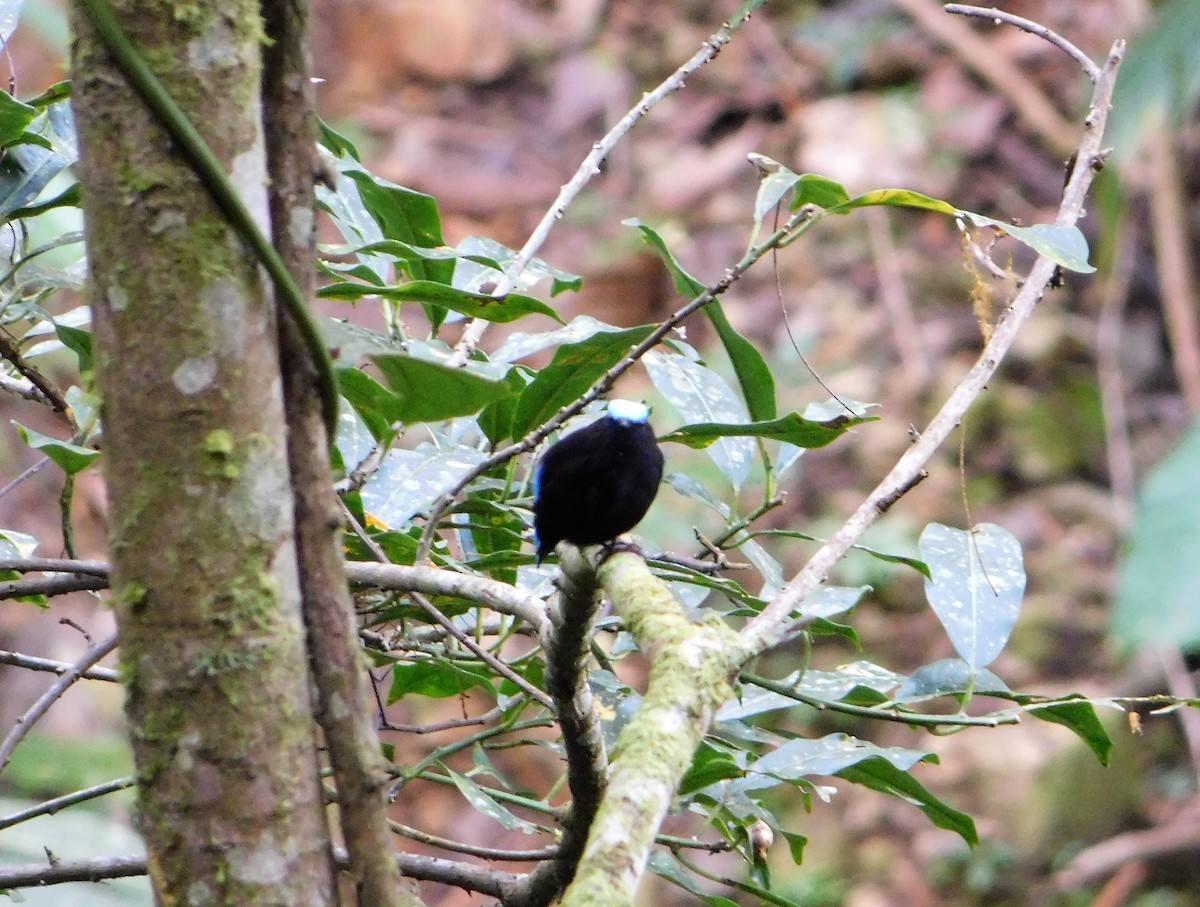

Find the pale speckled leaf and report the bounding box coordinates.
[315,153,391,284]
[800,584,870,620]
[919,522,1026,670]
[491,315,619,364]
[748,734,933,780]
[645,349,754,490]
[361,443,486,529]
[895,657,1011,702]
[335,401,375,468]
[444,767,538,833]
[739,537,784,598]
[717,662,903,722]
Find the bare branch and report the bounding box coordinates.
[0,648,120,682]
[0,573,106,598]
[0,777,135,830]
[893,0,1078,154]
[410,590,554,710]
[0,329,71,416]
[943,4,1102,82]
[0,633,119,775]
[445,0,769,368]
[0,850,523,899]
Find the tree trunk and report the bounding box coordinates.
[70,1,339,903]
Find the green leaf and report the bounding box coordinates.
[6,182,80,219]
[748,733,934,780]
[834,187,958,216]
[790,173,852,210]
[704,302,777,422]
[919,522,1026,670]
[780,830,807,866]
[476,368,529,446]
[55,323,94,376]
[444,766,538,833]
[509,325,655,439]
[1113,420,1200,650]
[320,279,563,324]
[0,92,37,147]
[13,422,100,475]
[742,737,977,844]
[318,119,364,161]
[680,744,745,795]
[337,369,403,442]
[661,409,875,450]
[344,171,445,252]
[368,354,513,423]
[793,177,1095,273]
[1016,695,1114,766]
[625,219,706,297]
[648,851,706,896]
[838,757,978,845]
[26,82,72,111]
[0,528,46,608]
[387,659,495,702]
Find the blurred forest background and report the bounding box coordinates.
[2,0,1200,904]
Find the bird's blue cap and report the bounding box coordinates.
[606,399,651,423]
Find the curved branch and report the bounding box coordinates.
[559,552,743,906]
[509,549,609,907]
[943,4,1102,82]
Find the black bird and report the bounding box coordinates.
[533,400,664,563]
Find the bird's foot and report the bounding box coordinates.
[597,538,645,565]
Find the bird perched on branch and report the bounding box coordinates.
[533,399,664,564]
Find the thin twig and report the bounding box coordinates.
[409,590,555,710]
[0,329,71,415]
[0,573,107,598]
[0,557,111,575]
[0,648,120,682]
[445,0,769,368]
[390,815,558,862]
[0,633,119,775]
[943,4,1102,82]
[739,39,1125,657]
[0,371,50,404]
[0,776,135,830]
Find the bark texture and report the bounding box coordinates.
[260,1,414,903]
[70,1,338,903]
